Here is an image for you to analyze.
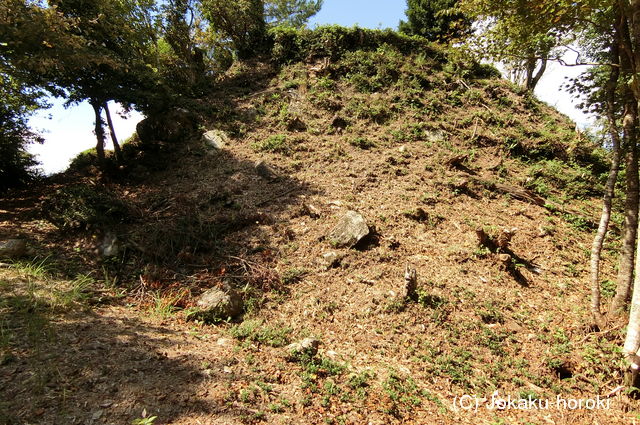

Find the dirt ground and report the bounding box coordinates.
[1,59,638,424]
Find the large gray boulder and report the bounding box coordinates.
[328,211,369,248]
[0,239,27,259]
[192,287,243,322]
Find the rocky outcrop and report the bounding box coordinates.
[136,108,198,144]
[97,232,120,258]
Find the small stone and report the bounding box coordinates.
[425,129,446,143]
[190,287,244,322]
[319,251,343,270]
[91,410,103,420]
[505,322,524,333]
[202,130,229,150]
[398,145,407,153]
[217,338,233,347]
[0,239,26,259]
[97,232,119,258]
[255,160,278,181]
[303,203,321,219]
[327,211,369,248]
[498,253,512,270]
[285,338,320,361]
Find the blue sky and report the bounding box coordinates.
[308,0,406,29]
[28,0,588,174]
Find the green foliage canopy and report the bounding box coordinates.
[399,0,472,43]
[265,0,323,28]
[0,73,43,191]
[200,0,267,59]
[459,0,602,90]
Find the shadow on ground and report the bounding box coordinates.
[0,295,266,424]
[0,60,325,424]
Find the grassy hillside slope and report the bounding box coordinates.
[0,29,633,424]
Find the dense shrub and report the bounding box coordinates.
[43,184,131,230]
[268,25,444,64]
[268,26,500,82]
[525,159,605,199]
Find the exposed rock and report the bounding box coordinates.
[191,287,244,322]
[97,232,119,258]
[255,160,278,181]
[425,129,446,143]
[328,211,369,248]
[202,130,229,150]
[285,337,320,361]
[136,108,198,144]
[303,203,321,219]
[318,251,343,270]
[0,239,26,259]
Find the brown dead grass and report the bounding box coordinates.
[0,57,634,425]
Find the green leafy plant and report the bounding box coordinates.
[252,134,289,153]
[43,184,130,230]
[281,267,307,284]
[132,416,157,425]
[229,319,292,347]
[349,136,376,150]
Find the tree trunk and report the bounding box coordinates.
[626,0,640,99]
[623,214,640,388]
[592,47,621,326]
[526,57,547,92]
[611,11,640,315]
[103,102,122,163]
[90,100,106,167]
[611,120,639,316]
